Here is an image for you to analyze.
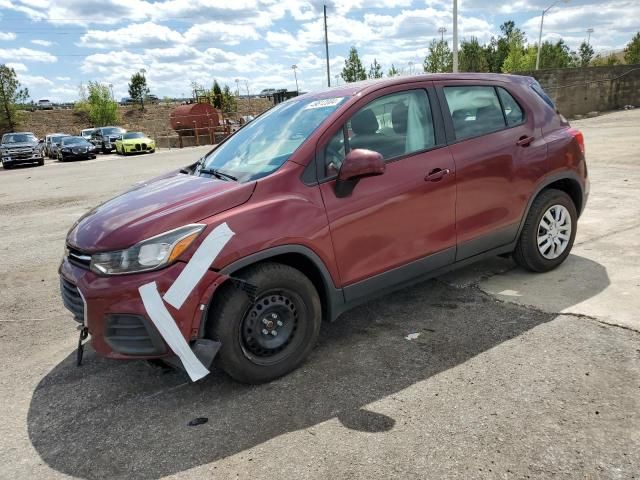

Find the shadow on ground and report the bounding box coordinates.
[27,258,610,480]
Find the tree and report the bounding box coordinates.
[341,47,367,83]
[501,29,533,72]
[0,64,29,132]
[624,32,640,64]
[388,64,399,77]
[591,53,621,66]
[368,58,383,79]
[423,39,453,73]
[221,84,236,113]
[538,40,572,69]
[75,81,118,126]
[128,72,149,110]
[459,37,489,72]
[578,41,594,67]
[212,80,222,109]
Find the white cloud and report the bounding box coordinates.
[31,39,53,47]
[0,32,16,41]
[0,47,57,63]
[18,74,54,87]
[6,62,28,72]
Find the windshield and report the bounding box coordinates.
[123,132,145,139]
[62,137,87,145]
[52,135,68,143]
[103,127,125,135]
[201,96,347,182]
[2,133,37,144]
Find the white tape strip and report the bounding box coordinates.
[139,282,209,382]
[163,222,235,310]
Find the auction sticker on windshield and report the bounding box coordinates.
[304,97,345,110]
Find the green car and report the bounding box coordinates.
[114,132,156,155]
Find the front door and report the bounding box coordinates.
[318,86,456,300]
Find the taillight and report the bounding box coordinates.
[567,127,585,155]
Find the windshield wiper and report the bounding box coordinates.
[198,168,238,182]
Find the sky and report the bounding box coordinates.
[0,0,638,103]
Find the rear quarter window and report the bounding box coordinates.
[530,83,556,110]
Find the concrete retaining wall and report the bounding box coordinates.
[517,64,640,117]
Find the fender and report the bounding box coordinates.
[516,170,586,239]
[219,244,346,322]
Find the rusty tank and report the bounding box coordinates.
[170,103,221,136]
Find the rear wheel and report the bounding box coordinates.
[37,157,44,166]
[514,189,577,272]
[208,262,321,384]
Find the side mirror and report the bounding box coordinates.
[335,148,385,198]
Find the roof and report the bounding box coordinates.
[299,73,531,100]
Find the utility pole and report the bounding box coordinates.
[438,27,447,42]
[586,27,594,45]
[292,65,299,95]
[324,5,331,87]
[235,78,240,97]
[245,80,251,114]
[452,0,458,72]
[334,74,340,86]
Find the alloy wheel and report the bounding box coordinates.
[537,204,572,259]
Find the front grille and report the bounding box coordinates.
[60,277,85,322]
[6,148,34,159]
[105,315,166,355]
[141,143,147,150]
[135,143,141,151]
[67,246,91,270]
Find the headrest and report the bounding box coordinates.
[351,109,379,135]
[391,103,408,134]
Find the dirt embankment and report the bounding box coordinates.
[18,98,272,138]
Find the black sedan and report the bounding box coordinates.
[57,136,97,162]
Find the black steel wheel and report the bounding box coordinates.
[208,262,321,384]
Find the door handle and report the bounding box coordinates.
[516,135,535,147]
[425,168,451,182]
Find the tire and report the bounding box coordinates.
[37,157,44,166]
[58,152,64,162]
[2,162,12,170]
[102,143,108,154]
[208,262,321,384]
[514,189,577,272]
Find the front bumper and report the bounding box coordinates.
[120,142,155,153]
[2,152,42,165]
[59,257,224,361]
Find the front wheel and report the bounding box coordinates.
[208,262,321,384]
[514,189,577,272]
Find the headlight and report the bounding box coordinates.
[90,224,205,275]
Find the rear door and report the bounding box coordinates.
[435,81,547,260]
[317,84,457,299]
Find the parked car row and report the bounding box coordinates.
[2,126,156,169]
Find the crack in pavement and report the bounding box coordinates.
[575,221,640,246]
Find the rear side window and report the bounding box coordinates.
[497,87,524,126]
[443,86,506,140]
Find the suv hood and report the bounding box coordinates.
[68,173,255,252]
[2,142,37,149]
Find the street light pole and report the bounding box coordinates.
[586,27,594,45]
[536,0,570,70]
[452,0,458,72]
[438,27,447,42]
[324,4,331,87]
[292,65,299,95]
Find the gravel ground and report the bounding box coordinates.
[0,111,638,480]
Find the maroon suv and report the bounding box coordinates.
[60,74,588,383]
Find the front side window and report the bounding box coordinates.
[444,86,506,140]
[324,90,435,176]
[201,96,347,182]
